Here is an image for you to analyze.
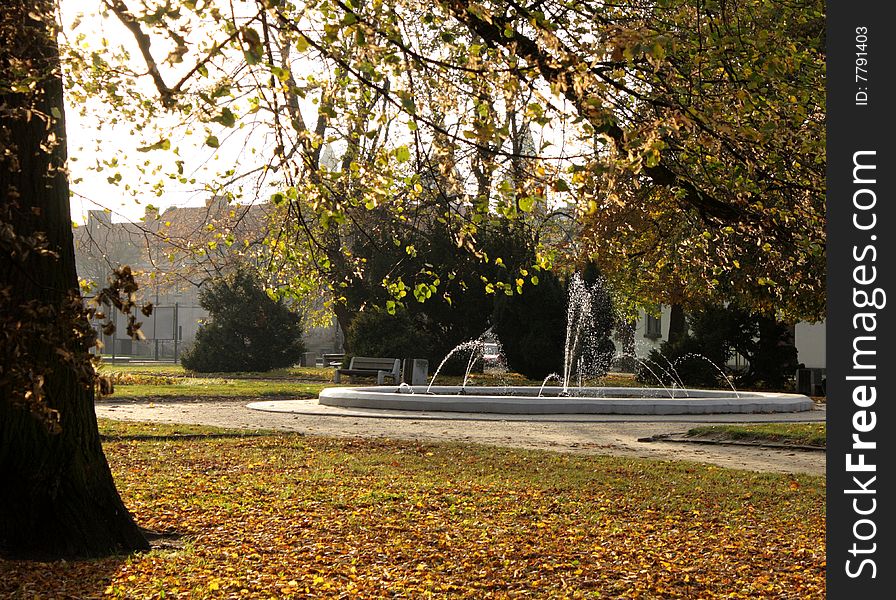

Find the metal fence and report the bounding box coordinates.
[96,304,201,363]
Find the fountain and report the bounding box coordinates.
[314,274,815,416]
[316,384,813,414]
[425,329,508,394]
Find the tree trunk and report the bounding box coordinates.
[0,1,149,559]
[667,304,687,345]
[332,301,354,354]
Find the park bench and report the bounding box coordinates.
[333,356,401,385]
[321,353,346,367]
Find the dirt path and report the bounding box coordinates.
[96,397,826,476]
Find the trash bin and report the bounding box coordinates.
[796,368,825,396]
[403,358,429,386]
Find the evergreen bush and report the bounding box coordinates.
[491,270,566,380]
[637,305,799,390]
[181,269,305,372]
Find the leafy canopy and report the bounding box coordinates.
[63,0,825,322]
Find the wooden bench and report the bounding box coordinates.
[333,356,401,385]
[321,353,346,367]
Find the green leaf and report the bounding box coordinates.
[205,135,220,148]
[270,66,291,83]
[214,107,236,127]
[518,196,536,212]
[552,178,570,192]
[395,145,411,163]
[138,138,171,152]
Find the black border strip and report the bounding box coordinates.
[827,2,895,596]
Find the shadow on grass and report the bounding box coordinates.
[0,530,182,598]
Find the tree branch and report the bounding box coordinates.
[103,0,174,106]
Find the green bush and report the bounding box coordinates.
[577,262,618,379]
[640,338,730,389]
[180,269,305,373]
[492,266,617,381]
[492,270,566,380]
[345,306,436,366]
[637,305,799,390]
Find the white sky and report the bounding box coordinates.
[60,1,586,226]
[61,1,264,225]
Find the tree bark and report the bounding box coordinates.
[0,1,149,559]
[667,304,687,345]
[332,301,354,354]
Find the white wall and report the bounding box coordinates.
[795,321,826,369]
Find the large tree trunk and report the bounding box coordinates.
[0,1,149,559]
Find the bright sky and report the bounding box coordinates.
[60,1,583,226]
[61,1,267,225]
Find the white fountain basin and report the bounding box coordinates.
[317,385,815,415]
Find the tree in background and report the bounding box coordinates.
[491,269,566,380]
[345,306,436,366]
[62,0,824,334]
[181,269,306,372]
[640,304,799,390]
[577,261,618,378]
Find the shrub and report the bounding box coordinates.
[637,305,799,390]
[577,262,618,378]
[492,266,618,381]
[345,306,436,366]
[491,270,566,380]
[180,269,305,373]
[640,338,730,389]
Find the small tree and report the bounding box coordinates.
[578,262,618,379]
[181,270,305,373]
[492,265,618,381]
[345,306,436,365]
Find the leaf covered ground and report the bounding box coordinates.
[2,422,825,598]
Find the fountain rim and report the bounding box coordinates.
[318,385,816,415]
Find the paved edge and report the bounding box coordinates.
[246,398,826,424]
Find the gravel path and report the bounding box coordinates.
[96,397,826,476]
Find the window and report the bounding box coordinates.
[645,314,662,340]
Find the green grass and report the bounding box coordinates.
[98,362,186,373]
[98,362,334,381]
[686,423,826,447]
[3,421,826,599]
[97,363,337,399]
[98,362,649,388]
[104,378,329,399]
[98,419,270,438]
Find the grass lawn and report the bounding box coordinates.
[686,423,826,448]
[98,365,334,399]
[105,378,329,400]
[0,420,825,599]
